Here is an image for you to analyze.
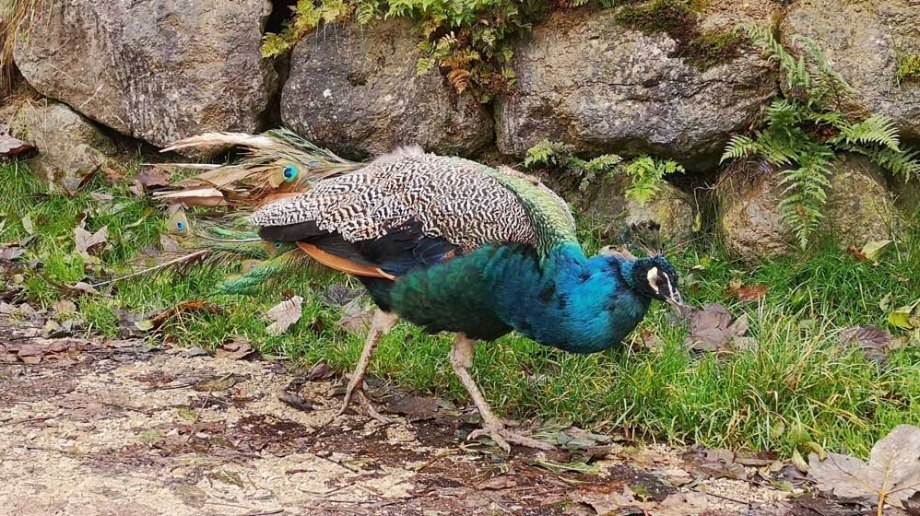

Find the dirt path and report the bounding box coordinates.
[0,315,817,515]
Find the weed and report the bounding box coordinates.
[896,53,920,85]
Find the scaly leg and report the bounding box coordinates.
[338,309,398,422]
[449,334,554,452]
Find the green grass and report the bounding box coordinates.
[2,160,919,458]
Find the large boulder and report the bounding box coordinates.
[281,20,493,158]
[495,6,777,167]
[6,101,115,191]
[14,0,276,150]
[579,174,696,247]
[716,155,900,262]
[783,0,920,141]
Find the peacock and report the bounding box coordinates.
[151,129,684,452]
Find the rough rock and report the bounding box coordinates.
[783,0,920,141]
[6,101,115,190]
[495,7,777,167]
[579,174,696,246]
[14,0,276,150]
[281,20,493,158]
[717,155,900,262]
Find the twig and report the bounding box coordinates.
[415,449,458,471]
[0,416,52,427]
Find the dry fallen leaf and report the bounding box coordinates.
[0,243,23,261]
[655,492,709,516]
[685,304,749,352]
[74,223,109,256]
[278,391,314,412]
[839,326,898,363]
[148,300,221,328]
[133,168,171,190]
[266,296,303,336]
[569,485,640,515]
[385,395,443,422]
[728,283,769,302]
[214,337,255,360]
[808,424,920,510]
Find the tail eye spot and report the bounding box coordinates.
[282,165,298,182]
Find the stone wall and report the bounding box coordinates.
[5,0,919,261]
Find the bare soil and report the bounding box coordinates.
[0,315,842,515]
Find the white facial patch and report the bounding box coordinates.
[663,273,675,298]
[646,267,660,294]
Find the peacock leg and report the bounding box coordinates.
[338,309,398,422]
[449,334,554,453]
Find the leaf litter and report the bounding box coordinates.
[684,304,750,352]
[265,296,303,336]
[808,424,920,512]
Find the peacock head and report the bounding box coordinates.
[631,256,683,307]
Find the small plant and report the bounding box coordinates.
[621,155,684,205]
[523,139,681,203]
[722,26,920,249]
[896,53,920,85]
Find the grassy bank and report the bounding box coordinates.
[2,160,919,458]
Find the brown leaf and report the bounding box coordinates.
[729,283,769,302]
[808,424,920,508]
[684,304,749,352]
[90,192,114,203]
[266,296,303,336]
[0,243,23,261]
[654,492,709,516]
[278,391,314,412]
[905,491,920,515]
[69,282,99,295]
[846,245,869,262]
[214,337,255,360]
[569,485,640,515]
[133,167,171,190]
[839,326,895,363]
[51,299,77,314]
[688,447,749,481]
[148,300,221,328]
[74,223,108,256]
[385,395,442,422]
[305,362,333,381]
[477,476,517,491]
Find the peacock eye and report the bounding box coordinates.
[176,221,186,231]
[274,241,282,248]
[282,165,298,182]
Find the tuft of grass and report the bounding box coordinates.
[2,160,919,459]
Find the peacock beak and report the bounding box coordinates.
[665,289,691,317]
[665,289,683,307]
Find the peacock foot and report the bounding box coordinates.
[467,420,554,453]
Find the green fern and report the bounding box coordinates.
[832,115,901,151]
[621,156,684,206]
[724,26,920,249]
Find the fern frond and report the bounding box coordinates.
[866,147,920,181]
[832,114,901,151]
[721,135,760,163]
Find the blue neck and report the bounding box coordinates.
[488,244,651,354]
